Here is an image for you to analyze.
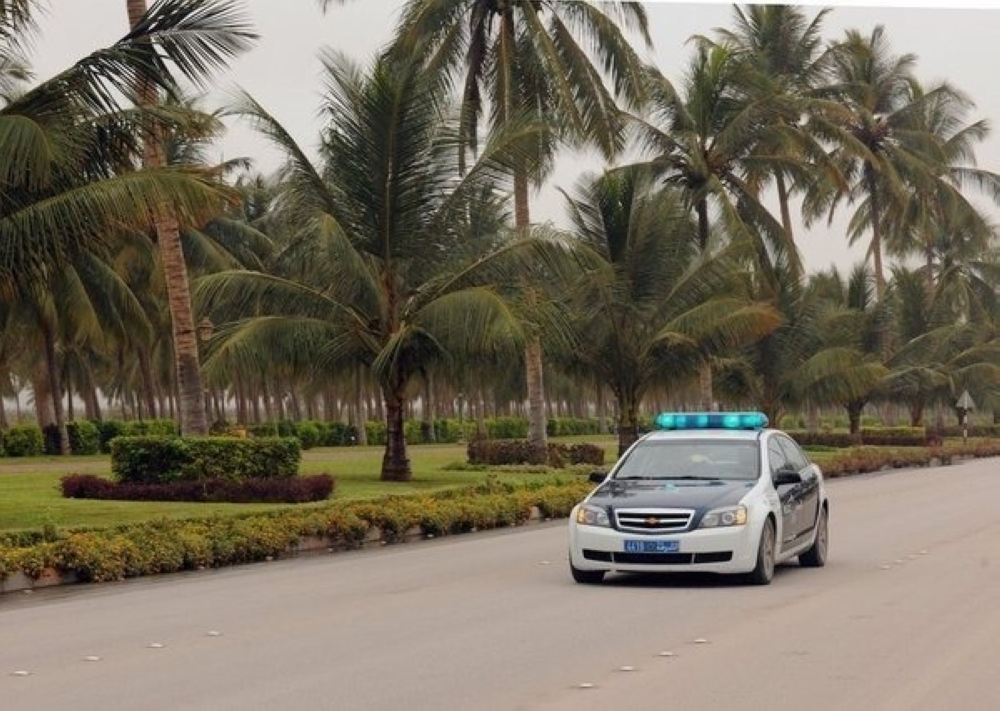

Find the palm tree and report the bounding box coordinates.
[392,0,652,461]
[0,3,253,443]
[199,47,582,481]
[877,266,1000,428]
[808,26,968,301]
[805,264,890,437]
[561,165,781,455]
[124,0,256,436]
[881,81,1000,300]
[628,40,801,409]
[700,4,843,271]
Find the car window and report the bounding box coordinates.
[615,439,760,480]
[767,439,788,477]
[776,435,811,472]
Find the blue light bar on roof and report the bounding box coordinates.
[654,411,769,430]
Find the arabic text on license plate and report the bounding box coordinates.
[625,539,679,553]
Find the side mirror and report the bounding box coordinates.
[589,472,608,484]
[774,468,802,487]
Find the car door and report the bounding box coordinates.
[776,434,821,542]
[767,437,800,550]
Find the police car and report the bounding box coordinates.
[568,412,828,585]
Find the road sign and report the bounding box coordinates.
[957,390,975,411]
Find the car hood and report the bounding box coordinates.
[588,478,753,510]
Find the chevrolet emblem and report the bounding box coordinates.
[645,517,660,526]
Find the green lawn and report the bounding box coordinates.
[0,439,619,533]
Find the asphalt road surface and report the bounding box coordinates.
[3,457,1000,711]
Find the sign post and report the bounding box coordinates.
[956,390,975,444]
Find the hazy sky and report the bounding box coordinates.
[29,0,1000,274]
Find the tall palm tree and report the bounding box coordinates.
[700,4,842,272]
[881,81,1000,299]
[561,165,780,455]
[199,47,582,480]
[808,26,966,301]
[392,0,652,460]
[628,40,800,409]
[124,0,256,436]
[0,3,253,443]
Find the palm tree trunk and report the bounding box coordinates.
[40,323,70,454]
[32,358,54,429]
[422,370,436,443]
[775,172,795,245]
[616,389,641,457]
[694,195,715,410]
[514,165,548,463]
[775,172,801,280]
[845,399,865,444]
[127,0,208,437]
[695,197,711,252]
[353,364,368,446]
[137,347,158,419]
[380,373,411,481]
[524,321,548,463]
[866,171,887,301]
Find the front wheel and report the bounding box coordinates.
[570,562,605,585]
[799,507,828,568]
[746,519,776,585]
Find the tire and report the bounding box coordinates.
[746,518,776,585]
[570,562,605,585]
[799,507,828,568]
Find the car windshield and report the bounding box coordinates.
[613,439,760,481]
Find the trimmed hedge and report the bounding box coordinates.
[110,436,301,484]
[61,473,334,504]
[467,439,605,468]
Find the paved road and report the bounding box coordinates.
[3,458,1000,710]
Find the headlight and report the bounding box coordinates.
[699,505,747,529]
[575,504,611,528]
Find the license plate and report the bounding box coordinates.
[624,539,679,553]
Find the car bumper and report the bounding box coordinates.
[568,513,764,576]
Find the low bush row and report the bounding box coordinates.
[0,477,594,584]
[0,419,180,457]
[61,473,335,504]
[788,427,929,447]
[819,440,1000,477]
[466,439,605,467]
[2,416,605,458]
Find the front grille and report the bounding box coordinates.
[615,508,693,533]
[583,549,732,565]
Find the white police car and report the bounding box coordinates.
[569,412,828,585]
